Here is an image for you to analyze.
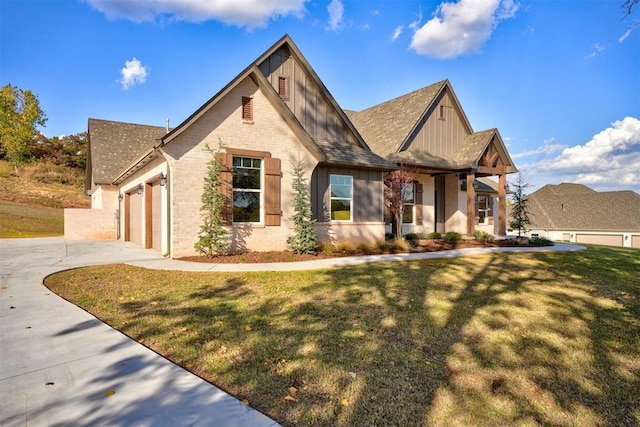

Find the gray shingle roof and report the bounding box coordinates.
[88,119,167,184]
[346,81,447,158]
[315,140,395,169]
[527,183,640,231]
[456,129,496,166]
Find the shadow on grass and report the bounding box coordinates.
[46,246,640,426]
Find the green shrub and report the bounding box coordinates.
[404,232,418,247]
[376,240,391,253]
[473,230,495,243]
[0,160,13,178]
[427,231,442,240]
[444,231,462,245]
[530,237,554,247]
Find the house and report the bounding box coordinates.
[522,183,640,248]
[69,34,517,257]
[347,80,517,237]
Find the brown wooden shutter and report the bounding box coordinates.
[215,152,233,225]
[415,182,423,226]
[242,96,253,121]
[264,157,281,226]
[278,77,288,98]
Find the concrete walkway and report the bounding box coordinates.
[0,237,585,426]
[0,238,280,427]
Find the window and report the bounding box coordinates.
[241,96,253,122]
[478,195,489,225]
[402,183,415,224]
[233,157,262,223]
[278,76,288,99]
[330,174,353,221]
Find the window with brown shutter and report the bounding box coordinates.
[217,148,281,226]
[242,96,253,122]
[278,76,288,99]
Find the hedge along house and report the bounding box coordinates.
[80,35,394,257]
[347,80,518,237]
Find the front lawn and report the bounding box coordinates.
[45,246,640,426]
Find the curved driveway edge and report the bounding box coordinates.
[0,238,279,427]
[126,242,587,272]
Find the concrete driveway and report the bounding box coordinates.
[0,238,279,427]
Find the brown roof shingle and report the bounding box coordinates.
[527,183,640,231]
[88,119,167,184]
[346,81,447,158]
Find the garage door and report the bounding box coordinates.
[151,183,162,250]
[632,235,640,249]
[576,234,623,247]
[128,192,143,246]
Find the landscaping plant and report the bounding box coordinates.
[288,159,317,254]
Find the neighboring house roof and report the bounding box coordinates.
[527,183,640,232]
[87,118,167,185]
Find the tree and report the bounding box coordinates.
[0,84,47,165]
[288,159,317,254]
[508,174,532,237]
[385,166,416,241]
[194,143,230,257]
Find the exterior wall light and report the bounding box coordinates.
[136,183,144,195]
[118,193,123,202]
[159,172,167,186]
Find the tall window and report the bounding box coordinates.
[330,174,352,221]
[233,157,262,223]
[402,183,415,224]
[478,195,489,225]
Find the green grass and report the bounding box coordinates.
[0,200,64,237]
[45,246,640,426]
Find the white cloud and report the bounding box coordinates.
[327,0,344,31]
[520,117,640,191]
[619,28,633,43]
[391,25,403,42]
[409,0,519,59]
[119,58,148,90]
[511,137,565,160]
[584,42,606,59]
[85,0,308,28]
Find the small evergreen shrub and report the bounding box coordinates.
[427,231,442,240]
[530,236,554,247]
[444,231,462,245]
[288,159,318,254]
[473,230,495,243]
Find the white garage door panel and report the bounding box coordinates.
[129,193,142,246]
[576,234,623,247]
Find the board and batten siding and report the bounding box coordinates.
[311,166,383,223]
[258,46,357,146]
[406,90,469,158]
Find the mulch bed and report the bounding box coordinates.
[178,239,522,264]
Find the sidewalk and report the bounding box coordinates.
[0,237,585,426]
[0,238,279,427]
[127,242,586,272]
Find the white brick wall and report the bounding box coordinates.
[163,77,318,257]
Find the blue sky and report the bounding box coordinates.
[1,0,639,192]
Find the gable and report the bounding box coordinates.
[404,85,473,159]
[257,42,361,148]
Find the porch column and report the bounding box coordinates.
[498,174,507,235]
[466,172,475,235]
